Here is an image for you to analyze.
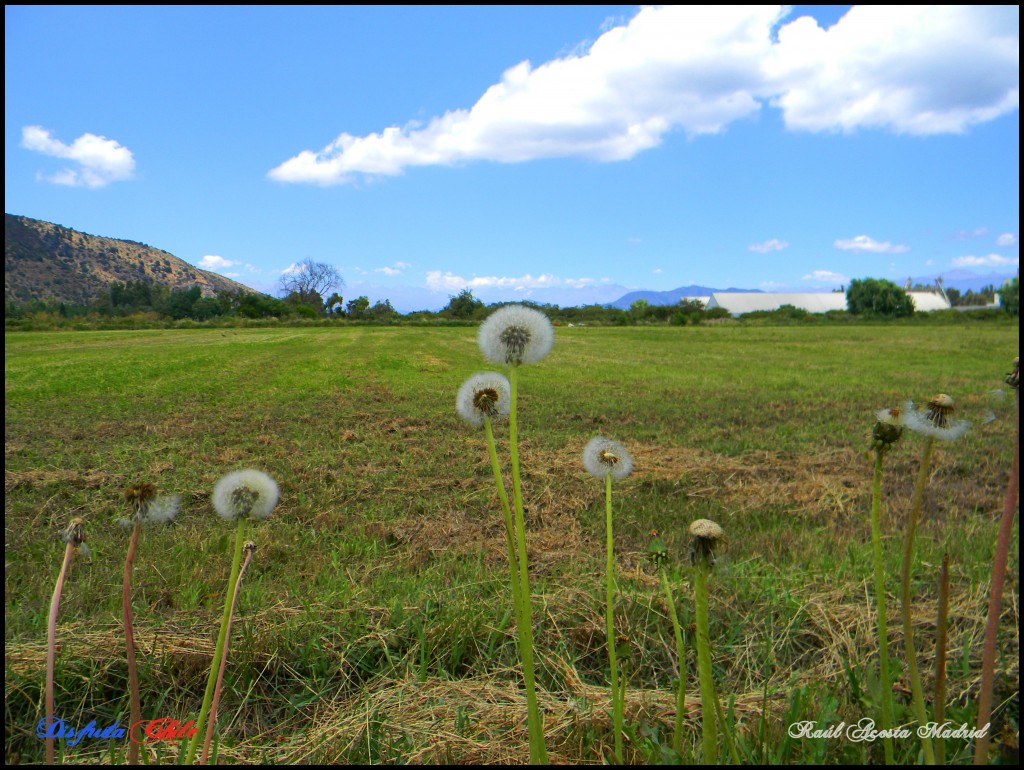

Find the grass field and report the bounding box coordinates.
[4,322,1019,764]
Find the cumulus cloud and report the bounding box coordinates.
[834,235,910,254]
[996,232,1018,247]
[269,6,1018,185]
[21,126,136,187]
[952,253,1018,267]
[748,238,789,253]
[802,269,849,284]
[199,255,238,271]
[426,271,596,293]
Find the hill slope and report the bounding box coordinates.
[5,214,254,305]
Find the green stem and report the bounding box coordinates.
[123,521,142,766]
[870,450,896,765]
[186,517,246,765]
[693,564,718,764]
[484,418,523,622]
[934,553,950,766]
[660,569,686,758]
[605,472,624,761]
[902,436,936,765]
[508,365,548,764]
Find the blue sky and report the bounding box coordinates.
[5,5,1019,312]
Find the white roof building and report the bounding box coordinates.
[705,291,950,316]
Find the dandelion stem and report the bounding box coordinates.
[46,540,76,766]
[186,516,247,766]
[200,544,255,765]
[902,435,937,765]
[934,553,950,766]
[974,384,1019,765]
[484,417,523,623]
[507,365,548,765]
[870,449,896,765]
[605,471,624,761]
[659,568,686,758]
[123,520,143,766]
[693,563,718,765]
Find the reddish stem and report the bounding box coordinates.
[46,541,75,766]
[974,387,1019,764]
[123,522,142,765]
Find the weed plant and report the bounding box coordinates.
[4,323,1019,764]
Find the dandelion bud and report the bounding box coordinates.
[1006,357,1019,390]
[871,407,905,451]
[688,518,725,568]
[647,530,669,568]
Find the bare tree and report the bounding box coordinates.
[278,259,344,312]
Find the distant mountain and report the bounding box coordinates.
[5,213,255,306]
[609,284,762,310]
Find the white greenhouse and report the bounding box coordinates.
[705,291,950,316]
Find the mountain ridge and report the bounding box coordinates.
[5,213,255,306]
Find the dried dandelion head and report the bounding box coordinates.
[212,470,279,521]
[456,372,511,427]
[903,395,969,441]
[688,518,725,568]
[583,436,633,480]
[871,406,905,451]
[123,483,180,525]
[60,518,86,548]
[477,304,554,366]
[125,483,158,511]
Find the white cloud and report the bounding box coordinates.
[269,6,1018,185]
[199,255,238,271]
[996,232,1018,247]
[767,6,1018,135]
[21,125,136,187]
[952,253,1018,267]
[834,235,910,254]
[802,269,849,284]
[748,238,789,253]
[950,226,989,240]
[425,271,596,293]
[375,261,412,276]
[652,267,663,274]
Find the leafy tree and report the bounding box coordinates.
[368,299,399,321]
[443,289,484,319]
[278,259,344,315]
[999,277,1019,315]
[345,296,370,319]
[846,278,914,317]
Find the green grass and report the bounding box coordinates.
[4,322,1019,763]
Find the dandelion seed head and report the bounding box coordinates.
[456,372,511,427]
[477,305,554,366]
[903,397,970,441]
[212,469,280,521]
[145,495,181,524]
[124,483,158,516]
[582,436,633,480]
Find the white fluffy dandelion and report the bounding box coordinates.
[456,372,511,427]
[477,305,554,366]
[903,395,969,441]
[582,436,633,480]
[212,470,280,521]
